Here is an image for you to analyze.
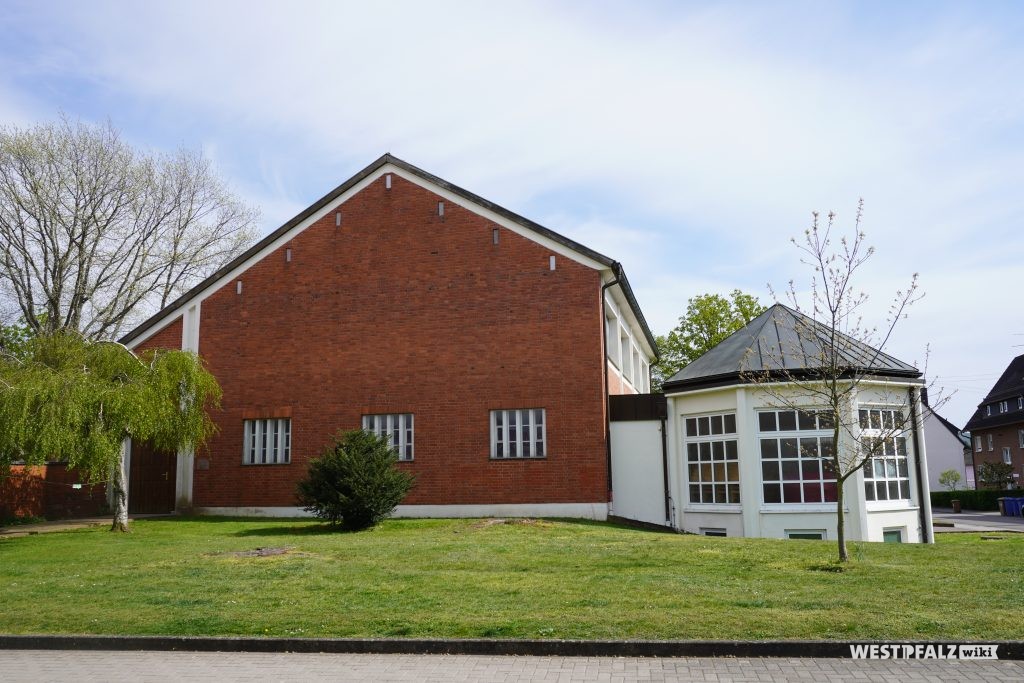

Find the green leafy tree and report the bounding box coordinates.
[938,469,962,492]
[977,461,1014,490]
[297,430,416,531]
[652,290,766,389]
[0,332,221,531]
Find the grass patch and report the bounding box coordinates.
[0,517,1021,640]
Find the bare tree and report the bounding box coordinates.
[0,115,258,339]
[744,202,942,562]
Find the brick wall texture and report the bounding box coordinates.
[135,174,622,509]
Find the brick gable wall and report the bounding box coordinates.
[185,173,608,508]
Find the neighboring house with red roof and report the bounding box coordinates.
[118,155,658,518]
[964,354,1024,489]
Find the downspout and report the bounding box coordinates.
[601,265,622,504]
[661,413,671,523]
[909,386,932,544]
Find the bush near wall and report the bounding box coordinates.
[931,489,1024,511]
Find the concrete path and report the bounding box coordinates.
[0,514,172,538]
[932,507,1024,533]
[1,650,1022,682]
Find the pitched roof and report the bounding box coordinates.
[924,404,971,448]
[118,154,657,356]
[662,303,922,393]
[963,354,1024,431]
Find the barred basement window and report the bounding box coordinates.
[758,409,837,504]
[684,412,739,504]
[243,418,291,465]
[860,408,910,502]
[362,413,414,461]
[491,408,546,458]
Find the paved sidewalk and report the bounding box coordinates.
[1,650,1022,682]
[0,514,171,538]
[932,508,1024,533]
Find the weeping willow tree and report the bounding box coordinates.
[0,332,220,531]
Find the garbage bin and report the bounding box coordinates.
[951,499,961,514]
[1006,498,1022,517]
[998,497,1007,515]
[1015,497,1024,517]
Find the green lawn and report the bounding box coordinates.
[0,517,1020,640]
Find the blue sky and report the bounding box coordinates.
[2,0,1022,425]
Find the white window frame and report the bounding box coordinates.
[684,412,740,505]
[619,326,631,382]
[860,407,912,503]
[1000,400,1008,414]
[243,418,291,465]
[700,528,728,537]
[975,435,983,452]
[882,527,905,543]
[988,434,994,451]
[362,413,414,461]
[757,409,838,505]
[986,405,992,416]
[491,408,546,459]
[1019,397,1023,411]
[786,529,826,540]
[1019,429,1024,449]
[1003,447,1013,465]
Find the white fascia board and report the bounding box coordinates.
[128,162,610,350]
[602,274,657,361]
[663,378,922,399]
[125,312,184,351]
[388,165,608,271]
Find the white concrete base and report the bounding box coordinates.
[193,503,609,520]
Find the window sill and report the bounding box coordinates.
[241,462,292,466]
[489,456,548,461]
[759,504,848,514]
[866,503,918,512]
[682,504,743,514]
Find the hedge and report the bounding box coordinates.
[931,489,1024,511]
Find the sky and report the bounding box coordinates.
[1,0,1022,425]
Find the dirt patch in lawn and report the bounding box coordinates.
[469,518,553,530]
[210,546,308,558]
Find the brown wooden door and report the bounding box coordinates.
[128,441,176,514]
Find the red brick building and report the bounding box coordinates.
[120,155,657,518]
[964,354,1024,489]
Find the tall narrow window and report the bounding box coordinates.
[860,408,911,502]
[1003,447,1013,465]
[975,435,983,452]
[988,434,994,451]
[362,414,414,461]
[684,412,740,504]
[491,409,545,459]
[243,418,291,465]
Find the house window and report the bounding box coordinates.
[786,529,825,540]
[491,408,546,459]
[243,418,291,465]
[883,528,904,543]
[975,435,983,452]
[860,408,911,502]
[986,405,992,416]
[988,434,994,451]
[700,528,727,537]
[619,327,631,381]
[362,413,414,461]
[1019,397,1023,410]
[758,409,837,504]
[1000,400,1009,414]
[685,412,739,504]
[1019,429,1024,449]
[1003,447,1013,465]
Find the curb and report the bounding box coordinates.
[1,635,1022,659]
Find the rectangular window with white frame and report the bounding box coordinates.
[1003,447,1013,465]
[758,409,837,504]
[362,413,414,461]
[988,434,994,451]
[1019,429,1024,449]
[860,408,911,502]
[1000,400,1008,413]
[491,408,546,459]
[685,412,740,504]
[243,418,291,465]
[786,529,826,540]
[975,435,983,452]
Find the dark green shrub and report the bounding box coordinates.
[931,489,1024,511]
[296,430,415,530]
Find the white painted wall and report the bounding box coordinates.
[922,406,972,491]
[610,420,667,526]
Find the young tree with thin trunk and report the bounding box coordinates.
[0,333,220,531]
[744,202,940,562]
[0,115,258,339]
